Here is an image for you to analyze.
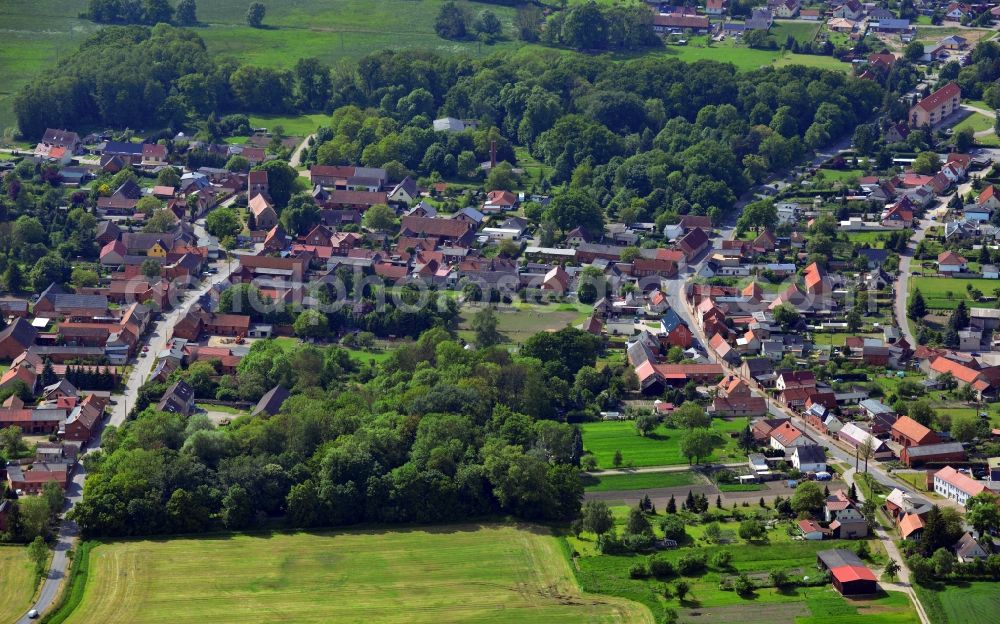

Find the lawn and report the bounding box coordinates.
[246,113,330,137]
[953,112,995,134]
[59,525,648,624]
[845,231,892,246]
[458,303,585,344]
[815,168,864,183]
[909,276,999,310]
[195,402,247,416]
[770,20,821,45]
[0,545,38,624]
[582,470,700,492]
[581,418,748,468]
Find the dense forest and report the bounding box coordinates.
[70,327,630,536]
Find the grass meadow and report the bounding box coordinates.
[58,525,649,624]
[0,545,38,624]
[909,276,1000,310]
[582,470,700,492]
[581,418,748,468]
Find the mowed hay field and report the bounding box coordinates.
[62,525,650,624]
[0,545,38,623]
[581,418,748,468]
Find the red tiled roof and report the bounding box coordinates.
[914,82,961,113]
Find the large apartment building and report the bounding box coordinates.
[909,82,961,128]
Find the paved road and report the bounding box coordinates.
[289,134,315,169]
[18,229,234,623]
[892,215,933,348]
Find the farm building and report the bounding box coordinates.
[900,442,966,467]
[817,549,878,596]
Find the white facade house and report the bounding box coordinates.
[934,466,991,506]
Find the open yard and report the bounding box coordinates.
[581,418,748,468]
[58,525,648,624]
[0,545,38,624]
[458,302,588,344]
[582,470,700,492]
[953,112,995,134]
[246,114,329,137]
[909,276,1000,310]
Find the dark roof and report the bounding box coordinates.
[661,309,686,332]
[37,283,108,312]
[818,549,863,569]
[905,442,965,457]
[0,318,38,349]
[743,358,774,375]
[859,248,889,263]
[102,141,144,156]
[252,385,290,417]
[794,444,826,464]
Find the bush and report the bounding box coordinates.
[734,573,756,596]
[677,552,707,576]
[649,557,676,579]
[597,534,626,555]
[711,550,733,570]
[659,514,687,541]
[622,532,655,551]
[629,562,650,579]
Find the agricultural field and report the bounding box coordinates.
[909,276,1000,310]
[652,39,850,72]
[582,470,701,492]
[917,581,1000,624]
[0,0,97,133]
[0,545,38,624]
[58,525,648,624]
[581,418,748,468]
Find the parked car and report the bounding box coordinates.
[787,480,798,488]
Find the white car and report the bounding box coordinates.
[28,609,39,619]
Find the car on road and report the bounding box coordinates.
[142,346,149,352]
[28,609,39,619]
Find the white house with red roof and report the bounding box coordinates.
[769,421,810,451]
[934,466,992,506]
[937,250,967,273]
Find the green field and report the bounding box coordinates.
[771,20,821,45]
[815,168,864,183]
[458,303,587,344]
[953,112,995,134]
[59,525,649,624]
[917,582,1000,624]
[581,418,748,468]
[0,545,38,624]
[909,276,1000,310]
[247,114,329,137]
[845,231,892,246]
[569,513,903,624]
[582,470,699,492]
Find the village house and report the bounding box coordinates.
[933,465,992,506]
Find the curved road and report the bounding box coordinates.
[17,226,236,623]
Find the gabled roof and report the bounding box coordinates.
[252,385,290,417]
[914,82,961,113]
[891,415,935,444]
[935,465,988,496]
